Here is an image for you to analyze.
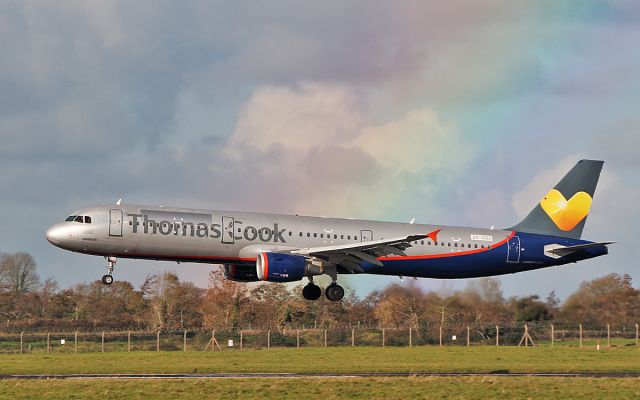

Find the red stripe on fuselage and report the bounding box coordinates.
[107,232,515,265]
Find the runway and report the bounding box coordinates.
[2,372,640,380]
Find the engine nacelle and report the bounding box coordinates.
[256,252,309,282]
[224,264,260,282]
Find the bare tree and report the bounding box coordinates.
[0,252,40,295]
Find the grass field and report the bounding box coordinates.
[2,346,640,399]
[2,376,640,400]
[1,346,639,375]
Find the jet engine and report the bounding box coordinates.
[256,252,315,282]
[223,264,260,282]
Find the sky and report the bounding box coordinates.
[1,0,639,302]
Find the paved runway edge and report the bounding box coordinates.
[2,372,640,380]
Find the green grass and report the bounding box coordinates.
[2,377,640,400]
[1,346,640,375]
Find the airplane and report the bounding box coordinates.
[46,159,612,301]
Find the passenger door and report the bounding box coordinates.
[222,216,235,244]
[506,235,521,263]
[109,209,123,237]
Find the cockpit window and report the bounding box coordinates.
[85,216,92,224]
[65,216,76,222]
[74,216,84,223]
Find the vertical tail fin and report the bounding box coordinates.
[510,159,604,239]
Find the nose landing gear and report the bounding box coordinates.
[101,256,116,285]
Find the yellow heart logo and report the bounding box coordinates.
[540,189,592,231]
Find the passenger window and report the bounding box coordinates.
[475,244,478,248]
[289,231,292,236]
[421,240,424,245]
[341,235,344,239]
[334,234,337,239]
[448,243,451,247]
[355,236,358,240]
[74,216,84,223]
[129,221,132,226]
[347,235,351,240]
[320,233,324,238]
[314,233,317,238]
[307,233,310,237]
[454,243,458,247]
[299,232,302,237]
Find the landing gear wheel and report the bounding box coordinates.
[302,283,322,300]
[325,283,344,301]
[101,275,113,285]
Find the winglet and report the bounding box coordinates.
[426,229,441,242]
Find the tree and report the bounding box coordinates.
[561,273,640,326]
[0,252,40,294]
[510,295,552,322]
[200,269,249,330]
[142,272,202,329]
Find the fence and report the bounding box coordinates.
[0,322,638,354]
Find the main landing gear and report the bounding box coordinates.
[302,278,344,302]
[325,283,345,302]
[101,256,116,285]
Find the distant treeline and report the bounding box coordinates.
[1,251,639,332]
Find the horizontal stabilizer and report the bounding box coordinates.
[546,242,615,257]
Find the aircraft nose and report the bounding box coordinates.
[45,224,63,245]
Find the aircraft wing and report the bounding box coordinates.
[547,241,615,257]
[288,229,441,273]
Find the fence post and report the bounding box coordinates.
[156,330,160,352]
[496,325,499,347]
[47,332,51,354]
[101,331,105,352]
[296,329,300,349]
[267,330,271,349]
[324,329,327,348]
[607,324,610,348]
[551,324,555,348]
[579,324,583,348]
[439,326,442,346]
[211,330,215,352]
[382,328,385,347]
[183,330,187,352]
[127,331,131,352]
[636,323,638,347]
[75,331,78,353]
[240,330,243,350]
[351,328,355,347]
[525,324,529,347]
[409,328,412,348]
[20,332,24,354]
[466,326,470,347]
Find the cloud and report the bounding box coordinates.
[203,83,473,218]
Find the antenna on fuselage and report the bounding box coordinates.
[116,198,122,205]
